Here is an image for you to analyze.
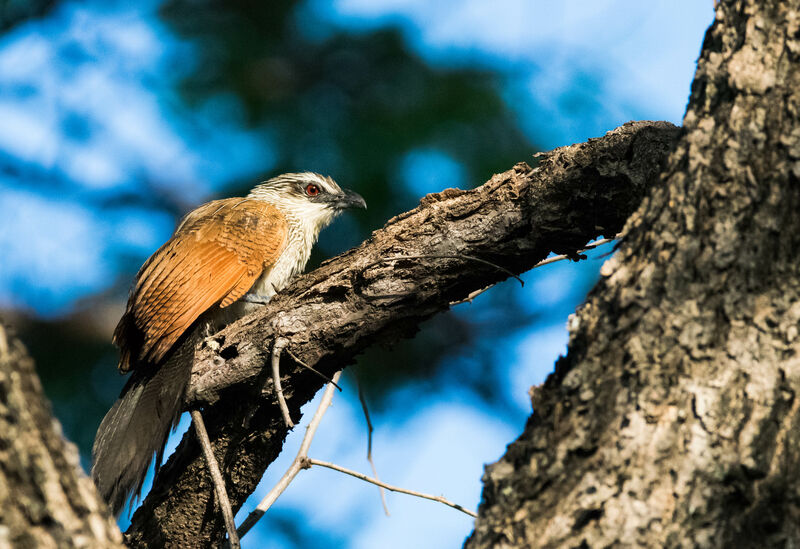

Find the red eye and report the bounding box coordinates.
[306,184,320,197]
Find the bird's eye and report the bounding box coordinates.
[305,184,320,197]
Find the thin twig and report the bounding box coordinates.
[271,338,294,428]
[449,284,496,306]
[285,346,342,391]
[191,409,240,549]
[237,371,343,539]
[362,254,524,286]
[358,381,390,516]
[532,237,616,268]
[449,236,618,306]
[303,458,478,519]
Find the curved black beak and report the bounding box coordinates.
[334,188,367,210]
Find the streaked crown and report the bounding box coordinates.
[248,172,366,233]
[250,172,341,199]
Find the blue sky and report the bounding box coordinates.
[0,1,714,547]
[320,0,713,147]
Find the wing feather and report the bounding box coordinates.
[113,198,288,372]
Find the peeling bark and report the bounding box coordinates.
[467,2,800,548]
[0,323,123,548]
[126,121,680,547]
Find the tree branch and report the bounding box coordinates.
[126,120,681,547]
[186,120,680,407]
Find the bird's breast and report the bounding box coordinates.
[247,225,313,300]
[205,218,314,328]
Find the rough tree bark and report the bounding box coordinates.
[125,121,680,547]
[0,324,123,548]
[467,1,800,548]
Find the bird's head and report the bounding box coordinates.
[249,172,366,233]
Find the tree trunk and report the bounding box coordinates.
[0,323,123,548]
[467,1,800,548]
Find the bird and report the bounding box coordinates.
[92,172,366,515]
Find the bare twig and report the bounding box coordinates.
[237,368,475,539]
[271,338,294,428]
[358,381,390,516]
[532,237,616,268]
[450,236,618,306]
[237,371,343,539]
[448,284,497,306]
[303,458,477,518]
[191,409,240,549]
[285,346,342,391]
[362,254,524,287]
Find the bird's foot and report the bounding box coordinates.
[242,295,271,305]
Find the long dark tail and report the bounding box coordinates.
[92,340,194,515]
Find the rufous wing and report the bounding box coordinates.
[113,198,288,372]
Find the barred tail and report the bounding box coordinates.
[91,343,193,515]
